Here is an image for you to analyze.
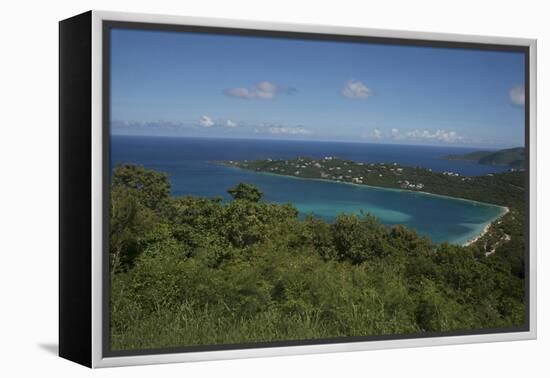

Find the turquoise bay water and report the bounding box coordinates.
[111,135,507,245]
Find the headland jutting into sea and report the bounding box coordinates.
[220,156,524,248]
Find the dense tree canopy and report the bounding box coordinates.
[227,182,263,202]
[109,164,526,351]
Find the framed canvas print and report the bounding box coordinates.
[59,10,537,368]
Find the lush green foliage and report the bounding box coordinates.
[110,164,526,351]
[227,182,264,202]
[223,156,527,267]
[223,157,525,208]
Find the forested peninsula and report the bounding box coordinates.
[221,156,523,209]
[222,156,525,251]
[443,147,525,169]
[110,163,526,351]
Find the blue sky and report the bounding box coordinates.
[110,28,526,148]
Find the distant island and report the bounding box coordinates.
[442,147,525,169]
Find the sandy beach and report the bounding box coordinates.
[463,206,510,247]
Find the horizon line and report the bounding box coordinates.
[111,132,523,150]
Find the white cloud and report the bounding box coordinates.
[111,120,194,132]
[361,127,465,144]
[342,80,371,98]
[225,81,285,100]
[252,123,312,137]
[359,128,383,140]
[255,81,278,99]
[225,87,251,98]
[360,128,383,140]
[225,119,238,128]
[390,128,400,138]
[406,129,463,143]
[509,85,525,106]
[268,126,312,135]
[199,115,214,127]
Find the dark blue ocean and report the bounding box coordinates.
[111,135,507,245]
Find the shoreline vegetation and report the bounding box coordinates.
[218,156,521,204]
[223,163,509,247]
[462,207,510,247]
[222,163,509,245]
[110,162,526,350]
[220,156,522,248]
[224,163,508,210]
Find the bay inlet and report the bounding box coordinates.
[111,135,508,245]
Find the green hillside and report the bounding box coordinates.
[110,164,526,351]
[443,147,525,169]
[444,151,493,161]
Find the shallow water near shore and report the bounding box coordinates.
[111,135,507,245]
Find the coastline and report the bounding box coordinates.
[462,206,510,247]
[220,163,511,247]
[219,163,507,211]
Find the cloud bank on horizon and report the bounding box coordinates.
[364,128,464,144]
[110,28,526,148]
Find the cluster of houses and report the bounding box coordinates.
[228,157,429,191]
[398,180,424,190]
[283,157,320,176]
[442,171,460,177]
[287,159,422,188]
[261,157,370,183]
